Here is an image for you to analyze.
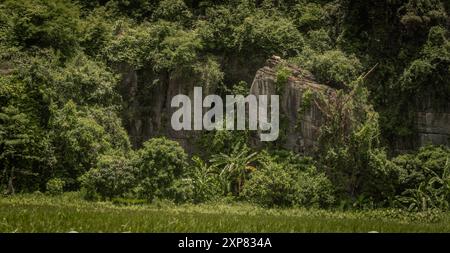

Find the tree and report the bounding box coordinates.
[50,101,113,188]
[1,0,81,56]
[133,137,188,200]
[316,75,398,203]
[0,105,53,194]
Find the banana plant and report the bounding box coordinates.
[397,159,450,212]
[210,144,258,196]
[427,158,450,210]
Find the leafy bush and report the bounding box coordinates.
[394,145,450,211]
[79,7,113,57]
[242,161,295,207]
[293,49,363,88]
[399,25,450,103]
[79,155,136,200]
[104,20,202,71]
[45,178,65,196]
[187,156,223,203]
[196,3,303,56]
[237,11,304,56]
[275,66,291,94]
[242,151,335,208]
[1,0,81,56]
[290,2,326,30]
[133,137,188,201]
[152,0,192,24]
[198,128,249,159]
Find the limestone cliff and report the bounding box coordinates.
[249,56,335,154]
[118,56,449,153]
[415,98,450,149]
[116,63,201,152]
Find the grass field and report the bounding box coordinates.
[0,192,449,233]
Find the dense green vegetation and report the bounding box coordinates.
[0,0,449,232]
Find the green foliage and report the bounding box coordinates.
[394,145,450,191]
[192,56,224,90]
[152,0,192,24]
[332,0,449,142]
[290,1,326,30]
[293,50,363,88]
[50,101,114,188]
[79,155,137,200]
[133,137,188,201]
[0,105,54,194]
[242,151,335,208]
[236,10,304,56]
[53,53,120,107]
[196,2,303,56]
[0,0,450,213]
[104,0,156,21]
[394,146,450,211]
[242,161,295,207]
[105,20,202,71]
[399,0,447,34]
[275,66,291,94]
[210,144,258,196]
[0,0,81,56]
[296,88,314,127]
[185,156,223,203]
[399,25,450,103]
[46,178,65,196]
[79,7,114,57]
[198,128,249,158]
[87,107,131,153]
[316,78,400,204]
[8,50,120,108]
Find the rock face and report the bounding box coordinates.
[415,97,450,148]
[118,55,449,153]
[116,56,266,152]
[118,55,336,155]
[417,112,450,146]
[249,56,335,154]
[116,63,202,152]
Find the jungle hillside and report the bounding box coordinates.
[0,0,450,232]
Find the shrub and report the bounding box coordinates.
[152,0,192,24]
[242,151,335,208]
[393,145,450,211]
[79,155,137,200]
[133,137,188,201]
[165,178,195,204]
[198,128,249,158]
[242,161,296,207]
[104,20,202,71]
[46,178,65,196]
[188,156,223,203]
[293,49,363,88]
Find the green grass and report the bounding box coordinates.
[0,192,449,233]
